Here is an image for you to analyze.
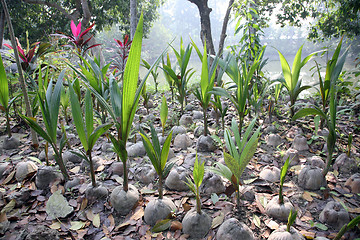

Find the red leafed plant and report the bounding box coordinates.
[3,38,51,72]
[55,20,101,56]
[110,35,132,76]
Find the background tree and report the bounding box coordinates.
[1,0,162,45]
[276,0,360,40]
[130,0,137,40]
[1,0,38,147]
[0,0,68,46]
[187,0,241,56]
[187,0,216,55]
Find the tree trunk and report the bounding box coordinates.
[218,0,234,56]
[80,0,91,26]
[0,9,5,48]
[1,0,39,147]
[130,0,137,40]
[188,0,215,55]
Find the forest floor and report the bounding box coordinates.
[0,92,359,240]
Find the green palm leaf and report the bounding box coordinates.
[160,96,168,129]
[0,55,9,110]
[160,131,173,171]
[21,115,52,143]
[69,80,88,151]
[88,123,112,150]
[85,90,94,137]
[278,50,292,90]
[122,13,144,140]
[200,41,208,100]
[193,154,205,188]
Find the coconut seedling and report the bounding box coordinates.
[182,154,212,239]
[142,59,160,93]
[287,209,297,232]
[265,157,295,221]
[162,38,195,115]
[277,45,321,119]
[68,85,112,189]
[60,85,70,125]
[140,125,175,226]
[162,53,175,101]
[293,37,348,180]
[0,55,20,149]
[141,83,151,114]
[74,56,111,124]
[160,95,168,137]
[210,94,228,132]
[21,70,69,180]
[210,118,260,210]
[75,13,165,215]
[334,215,360,240]
[268,82,283,122]
[212,51,261,138]
[106,14,145,215]
[191,39,218,136]
[210,60,228,131]
[268,209,304,240]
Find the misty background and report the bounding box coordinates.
[97,0,358,91]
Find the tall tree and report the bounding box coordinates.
[1,0,39,147]
[0,9,5,47]
[188,0,278,56]
[187,0,216,55]
[218,0,234,56]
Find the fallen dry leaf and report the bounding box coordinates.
[130,207,144,221]
[302,191,313,202]
[2,170,15,185]
[103,225,110,235]
[299,230,315,239]
[1,199,16,213]
[69,221,86,230]
[77,229,88,239]
[70,166,80,174]
[115,221,130,231]
[253,214,261,228]
[108,214,115,232]
[170,220,182,231]
[49,221,61,230]
[265,220,279,230]
[80,198,88,211]
[86,209,95,221]
[255,196,266,214]
[93,213,100,228]
[211,212,224,229]
[0,212,7,222]
[96,165,105,172]
[300,214,313,222]
[182,202,191,212]
[348,207,360,213]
